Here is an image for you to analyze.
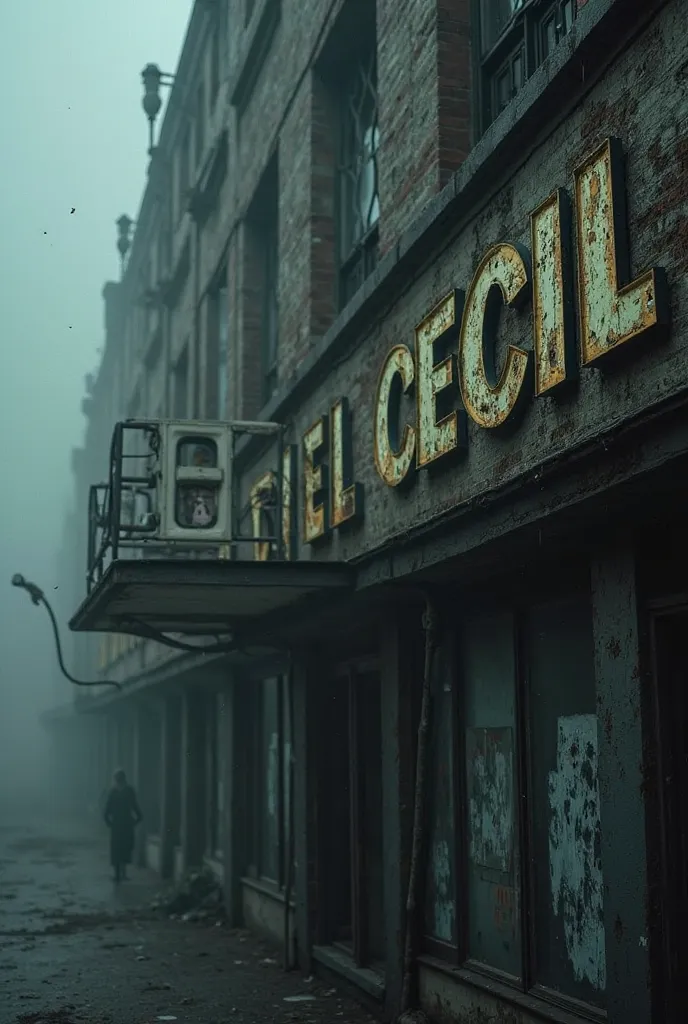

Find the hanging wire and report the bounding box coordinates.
[10,574,122,690]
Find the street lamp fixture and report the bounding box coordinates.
[116,214,136,269]
[141,63,175,155]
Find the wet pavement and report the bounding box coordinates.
[0,811,379,1024]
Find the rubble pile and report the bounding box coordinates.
[150,866,225,926]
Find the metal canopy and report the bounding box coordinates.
[69,558,355,638]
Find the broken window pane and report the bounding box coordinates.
[527,593,606,1004]
[461,611,521,977]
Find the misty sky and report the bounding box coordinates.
[0,0,191,783]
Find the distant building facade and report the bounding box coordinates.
[45,1,688,1023]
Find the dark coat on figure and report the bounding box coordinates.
[104,784,142,867]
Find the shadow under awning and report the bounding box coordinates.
[69,558,356,639]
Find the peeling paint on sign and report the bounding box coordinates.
[458,244,532,430]
[430,838,454,942]
[466,727,514,873]
[415,290,465,468]
[548,714,606,991]
[373,343,416,487]
[531,189,575,396]
[574,137,666,365]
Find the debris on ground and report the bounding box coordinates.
[16,1009,80,1024]
[150,867,225,925]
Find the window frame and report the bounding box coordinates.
[422,568,607,1021]
[336,45,380,311]
[473,0,579,135]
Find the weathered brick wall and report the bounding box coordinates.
[279,77,315,384]
[377,0,472,253]
[227,0,475,399]
[239,0,688,564]
[237,218,267,419]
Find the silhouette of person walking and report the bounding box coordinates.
[103,769,143,883]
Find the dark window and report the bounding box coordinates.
[206,692,227,858]
[319,665,385,968]
[246,677,289,887]
[422,584,606,1013]
[338,46,379,308]
[476,0,578,132]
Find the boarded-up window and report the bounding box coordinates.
[527,595,606,1003]
[461,611,521,977]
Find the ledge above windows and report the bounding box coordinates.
[230,0,281,113]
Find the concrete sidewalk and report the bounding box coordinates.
[0,814,380,1024]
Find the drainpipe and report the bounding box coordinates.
[397,596,440,1024]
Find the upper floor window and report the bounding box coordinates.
[477,0,578,132]
[338,47,379,309]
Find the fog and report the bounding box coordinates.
[0,0,191,812]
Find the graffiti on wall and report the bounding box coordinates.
[466,727,514,873]
[548,714,606,990]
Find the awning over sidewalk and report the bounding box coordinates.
[69,558,356,639]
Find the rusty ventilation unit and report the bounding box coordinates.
[87,419,287,593]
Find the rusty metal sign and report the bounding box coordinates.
[249,446,297,560]
[531,188,576,395]
[574,137,668,365]
[415,290,465,467]
[368,136,669,491]
[331,398,362,528]
[281,444,296,560]
[302,415,329,545]
[373,343,416,488]
[458,243,532,430]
